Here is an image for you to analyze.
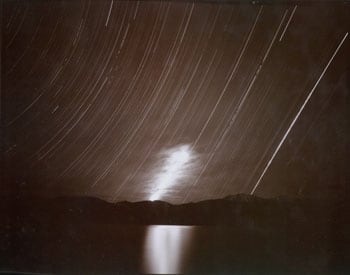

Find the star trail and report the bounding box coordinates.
[2,0,350,203]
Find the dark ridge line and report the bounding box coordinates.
[1,192,336,206]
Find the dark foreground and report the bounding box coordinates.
[1,195,349,274]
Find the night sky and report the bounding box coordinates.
[2,0,350,203]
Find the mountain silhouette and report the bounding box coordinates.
[0,195,349,274]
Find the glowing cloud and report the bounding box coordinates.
[149,144,197,201]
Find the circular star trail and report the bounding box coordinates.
[2,0,350,203]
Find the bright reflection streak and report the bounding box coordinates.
[142,225,194,274]
[149,144,197,201]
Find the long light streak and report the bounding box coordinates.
[251,32,348,194]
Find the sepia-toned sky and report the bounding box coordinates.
[2,0,350,203]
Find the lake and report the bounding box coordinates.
[2,223,331,274]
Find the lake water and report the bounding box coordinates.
[142,225,195,274]
[140,224,328,274]
[4,224,329,274]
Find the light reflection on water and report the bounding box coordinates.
[142,225,195,274]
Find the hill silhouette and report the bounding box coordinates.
[0,195,349,274]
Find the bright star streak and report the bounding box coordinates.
[251,32,348,195]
